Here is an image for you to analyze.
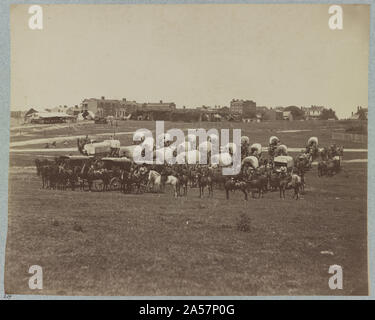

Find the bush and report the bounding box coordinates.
[319,108,338,120]
[236,213,251,232]
[170,111,201,122]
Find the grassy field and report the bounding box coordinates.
[10,119,367,147]
[9,119,367,167]
[5,163,367,296]
[5,119,368,296]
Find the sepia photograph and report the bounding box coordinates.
[4,3,370,296]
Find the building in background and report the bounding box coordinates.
[81,97,175,119]
[261,108,284,121]
[142,100,176,112]
[81,98,102,114]
[82,97,123,118]
[50,105,69,113]
[66,105,81,116]
[10,110,26,119]
[302,105,325,120]
[350,106,368,120]
[25,111,75,124]
[230,99,256,118]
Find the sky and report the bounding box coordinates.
[10,4,370,119]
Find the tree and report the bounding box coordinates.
[319,108,338,120]
[357,108,367,120]
[284,106,305,120]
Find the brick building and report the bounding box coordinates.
[81,97,175,119]
[230,99,256,118]
[302,105,325,120]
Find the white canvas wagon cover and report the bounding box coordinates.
[84,141,111,155]
[101,157,132,163]
[61,155,93,160]
[273,155,294,168]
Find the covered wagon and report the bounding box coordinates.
[241,155,259,169]
[83,139,121,157]
[249,143,262,158]
[273,155,294,173]
[99,157,133,191]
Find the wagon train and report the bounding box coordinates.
[35,135,344,199]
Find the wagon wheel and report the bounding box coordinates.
[93,179,104,192]
[110,177,121,191]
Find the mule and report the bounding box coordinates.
[247,174,268,198]
[224,178,248,201]
[291,174,302,200]
[196,171,213,198]
[278,172,290,199]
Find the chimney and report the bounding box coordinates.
[160,100,163,104]
[122,98,126,102]
[101,96,105,100]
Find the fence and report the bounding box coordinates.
[332,132,367,143]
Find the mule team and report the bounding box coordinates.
[34,135,343,201]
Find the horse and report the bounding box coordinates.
[305,144,319,162]
[70,166,81,191]
[294,160,306,193]
[57,164,70,190]
[57,164,79,191]
[207,166,226,189]
[317,160,327,177]
[78,161,90,191]
[224,177,248,200]
[196,170,213,198]
[188,165,199,188]
[160,171,179,198]
[40,162,52,189]
[290,174,303,200]
[46,163,59,190]
[246,172,268,198]
[268,171,280,191]
[326,158,340,176]
[278,171,290,199]
[147,170,162,193]
[176,171,189,196]
[120,169,132,193]
[79,161,110,192]
[35,158,56,189]
[122,165,149,194]
[87,166,111,191]
[295,154,310,171]
[320,147,330,161]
